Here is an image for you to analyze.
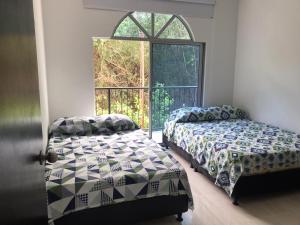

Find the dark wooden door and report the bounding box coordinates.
[0,0,48,224]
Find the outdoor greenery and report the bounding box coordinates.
[94,39,150,128]
[94,39,149,87]
[159,18,190,39]
[94,39,178,129]
[93,12,200,129]
[152,44,200,86]
[114,12,191,39]
[151,83,174,129]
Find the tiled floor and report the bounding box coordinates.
[137,149,300,225]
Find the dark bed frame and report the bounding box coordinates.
[55,195,188,225]
[163,134,300,205]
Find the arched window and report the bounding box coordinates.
[95,11,204,136]
[112,12,194,41]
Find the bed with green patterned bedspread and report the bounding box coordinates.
[163,106,300,196]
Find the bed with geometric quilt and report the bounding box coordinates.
[45,114,193,225]
[163,105,300,204]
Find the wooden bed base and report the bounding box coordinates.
[54,195,188,225]
[163,134,300,205]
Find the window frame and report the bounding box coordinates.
[111,12,195,43]
[99,11,206,137]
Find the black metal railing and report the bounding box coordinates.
[95,86,198,129]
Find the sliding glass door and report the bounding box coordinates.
[93,39,204,140]
[93,11,206,141]
[150,42,204,137]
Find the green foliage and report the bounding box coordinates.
[159,18,190,39]
[93,39,149,87]
[94,39,150,128]
[154,14,172,35]
[151,83,174,129]
[152,44,200,86]
[132,12,152,35]
[113,12,191,40]
[114,17,144,38]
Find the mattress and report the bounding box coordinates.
[164,118,300,195]
[45,129,193,222]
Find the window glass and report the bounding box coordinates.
[114,17,146,38]
[132,12,152,36]
[154,13,173,36]
[158,17,191,40]
[113,12,192,40]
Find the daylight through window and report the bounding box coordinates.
[113,12,193,41]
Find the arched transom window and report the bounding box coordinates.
[112,12,194,41]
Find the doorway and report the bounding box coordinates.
[94,11,205,141]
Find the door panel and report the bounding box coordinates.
[94,39,150,129]
[150,43,203,131]
[0,0,47,224]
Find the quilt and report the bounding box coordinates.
[164,118,300,196]
[45,129,193,222]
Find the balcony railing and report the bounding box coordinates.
[95,86,198,129]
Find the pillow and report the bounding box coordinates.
[168,105,248,124]
[49,114,139,136]
[168,107,205,122]
[170,106,223,123]
[195,106,223,122]
[49,116,93,136]
[221,105,248,120]
[92,114,139,133]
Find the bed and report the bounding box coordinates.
[45,115,193,225]
[163,105,300,204]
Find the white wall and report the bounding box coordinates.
[234,0,300,133]
[33,0,49,149]
[205,0,238,106]
[41,0,238,122]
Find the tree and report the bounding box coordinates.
[93,39,150,128]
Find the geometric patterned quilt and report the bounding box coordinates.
[164,119,300,196]
[45,129,193,223]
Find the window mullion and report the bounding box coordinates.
[151,13,155,37]
[176,16,194,41]
[154,15,175,39]
[112,12,194,41]
[129,14,151,39]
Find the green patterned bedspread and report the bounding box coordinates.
[46,129,193,222]
[164,119,300,195]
